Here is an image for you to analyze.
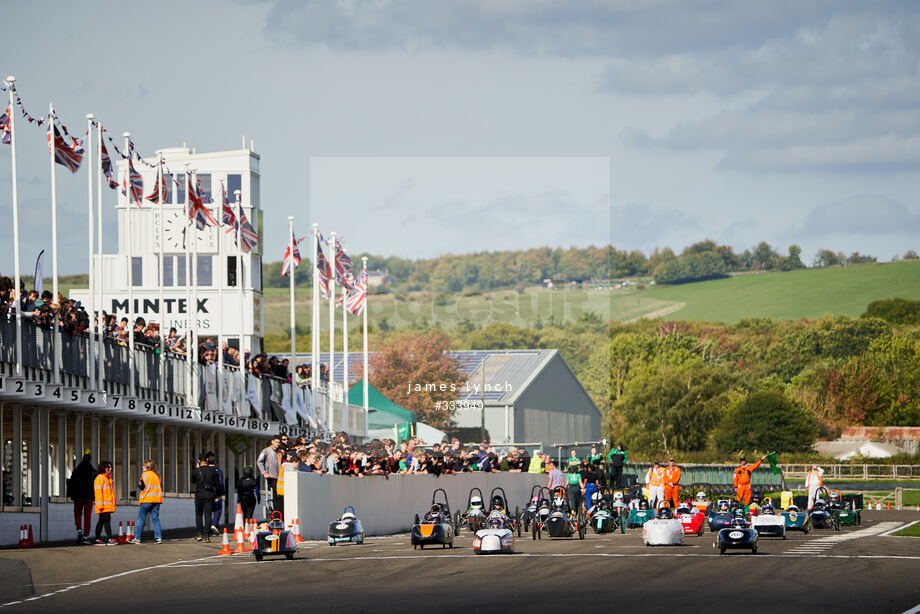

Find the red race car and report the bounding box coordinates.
[676,502,706,537]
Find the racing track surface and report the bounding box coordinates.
[2,511,919,613]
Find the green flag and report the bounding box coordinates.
[766,451,779,474]
[396,423,412,442]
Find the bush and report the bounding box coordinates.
[863,297,920,325]
[714,390,817,453]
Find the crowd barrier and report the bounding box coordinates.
[284,472,545,540]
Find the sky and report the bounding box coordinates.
[0,0,918,274]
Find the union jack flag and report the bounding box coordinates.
[238,212,258,253]
[220,184,236,229]
[125,158,143,206]
[187,174,217,229]
[316,233,333,298]
[333,236,354,286]
[1,105,10,145]
[346,268,368,316]
[100,140,117,189]
[281,231,302,277]
[47,123,84,173]
[145,167,169,203]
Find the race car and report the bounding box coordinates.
[530,492,553,540]
[717,509,759,555]
[588,489,626,534]
[542,487,586,540]
[642,502,685,546]
[750,499,786,539]
[455,487,487,534]
[520,485,547,534]
[328,505,365,545]
[626,498,655,529]
[411,488,457,550]
[691,490,712,515]
[839,493,862,526]
[810,487,840,531]
[675,501,706,537]
[252,511,297,561]
[473,510,516,554]
[782,504,811,534]
[708,499,737,532]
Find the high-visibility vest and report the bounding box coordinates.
[94,474,116,513]
[276,455,287,496]
[139,470,163,503]
[647,466,665,488]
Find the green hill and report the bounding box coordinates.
[613,260,920,323]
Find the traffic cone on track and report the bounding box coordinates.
[233,504,243,536]
[25,525,35,548]
[16,525,26,548]
[117,522,126,544]
[126,521,135,542]
[218,529,233,555]
[245,520,255,552]
[293,518,304,544]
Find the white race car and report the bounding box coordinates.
[473,511,515,554]
[642,504,685,546]
[751,502,786,539]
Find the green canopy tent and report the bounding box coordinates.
[348,379,416,438]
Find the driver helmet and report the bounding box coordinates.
[829,491,840,501]
[429,504,441,517]
[730,517,747,528]
[487,516,503,529]
[341,511,356,521]
[657,502,672,519]
[613,492,624,502]
[732,507,745,519]
[696,491,707,502]
[491,495,505,511]
[787,504,799,512]
[553,495,566,510]
[470,495,483,508]
[591,491,603,503]
[762,504,775,514]
[638,498,649,510]
[718,500,729,511]
[539,498,550,509]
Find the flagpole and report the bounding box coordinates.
[328,231,336,431]
[362,256,368,419]
[215,183,223,413]
[7,76,22,376]
[50,104,60,384]
[287,216,296,403]
[157,157,166,402]
[190,168,199,410]
[311,222,319,429]
[235,189,245,415]
[342,266,348,404]
[124,133,135,395]
[85,114,95,389]
[184,165,192,404]
[96,122,103,390]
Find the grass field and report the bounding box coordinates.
[893,522,920,537]
[263,286,613,335]
[612,260,920,323]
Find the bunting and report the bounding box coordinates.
[100,140,118,189]
[346,269,368,317]
[124,157,143,205]
[0,105,10,145]
[333,235,354,287]
[315,232,333,298]
[144,165,169,203]
[220,183,237,229]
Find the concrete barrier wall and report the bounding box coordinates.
[284,472,546,540]
[1,498,195,546]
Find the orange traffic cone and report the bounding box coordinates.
[126,521,135,542]
[218,529,233,555]
[117,522,126,544]
[887,502,891,511]
[233,504,243,537]
[25,525,35,548]
[293,518,304,544]
[244,520,254,552]
[233,523,246,554]
[16,525,25,548]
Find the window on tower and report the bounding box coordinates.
[132,257,143,287]
[227,256,238,287]
[197,255,213,287]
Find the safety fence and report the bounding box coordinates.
[0,317,367,438]
[780,464,920,480]
[623,463,785,491]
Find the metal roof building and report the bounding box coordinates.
[298,349,601,445]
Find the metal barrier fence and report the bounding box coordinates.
[625,463,786,491]
[0,316,367,437]
[780,464,920,480]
